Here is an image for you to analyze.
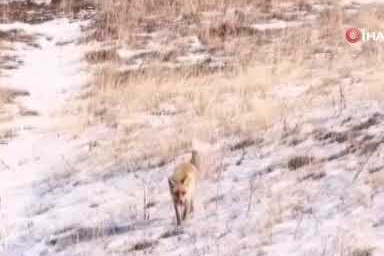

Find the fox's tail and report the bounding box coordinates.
[190,139,217,179]
[191,139,208,169]
[191,139,224,179]
[191,149,201,170]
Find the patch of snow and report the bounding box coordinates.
[189,36,206,53]
[117,49,159,62]
[342,0,384,4]
[0,17,92,255]
[251,20,302,31]
[0,19,89,115]
[176,53,211,65]
[270,84,308,99]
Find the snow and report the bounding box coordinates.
[251,20,302,31]
[0,17,93,255]
[118,49,158,63]
[0,19,88,115]
[342,0,384,4]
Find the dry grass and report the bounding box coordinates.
[84,1,384,167]
[94,0,260,28]
[92,0,306,42]
[87,61,292,166]
[0,88,9,109]
[0,40,5,111]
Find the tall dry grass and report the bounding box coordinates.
[92,0,293,42]
[95,0,264,22]
[0,40,5,111]
[85,1,384,168]
[0,88,9,108]
[0,90,7,112]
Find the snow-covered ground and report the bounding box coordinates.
[2,99,383,256]
[0,16,96,255]
[0,19,87,116]
[0,1,384,256]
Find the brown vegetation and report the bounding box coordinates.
[81,1,384,167]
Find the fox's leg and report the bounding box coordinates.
[189,199,194,214]
[182,201,190,221]
[169,179,181,225]
[173,201,181,225]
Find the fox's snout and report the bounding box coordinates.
[173,189,187,204]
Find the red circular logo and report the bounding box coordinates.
[345,28,362,43]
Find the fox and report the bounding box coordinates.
[168,150,199,226]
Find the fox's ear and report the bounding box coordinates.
[168,178,175,189]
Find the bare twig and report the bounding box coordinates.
[352,135,383,182]
[136,175,150,221]
[0,158,10,170]
[61,155,80,172]
[338,84,346,114]
[247,176,257,216]
[215,150,225,212]
[293,211,304,239]
[143,181,149,221]
[235,149,246,166]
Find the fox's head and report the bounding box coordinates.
[168,177,189,205]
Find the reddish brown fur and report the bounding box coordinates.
[168,155,198,225]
